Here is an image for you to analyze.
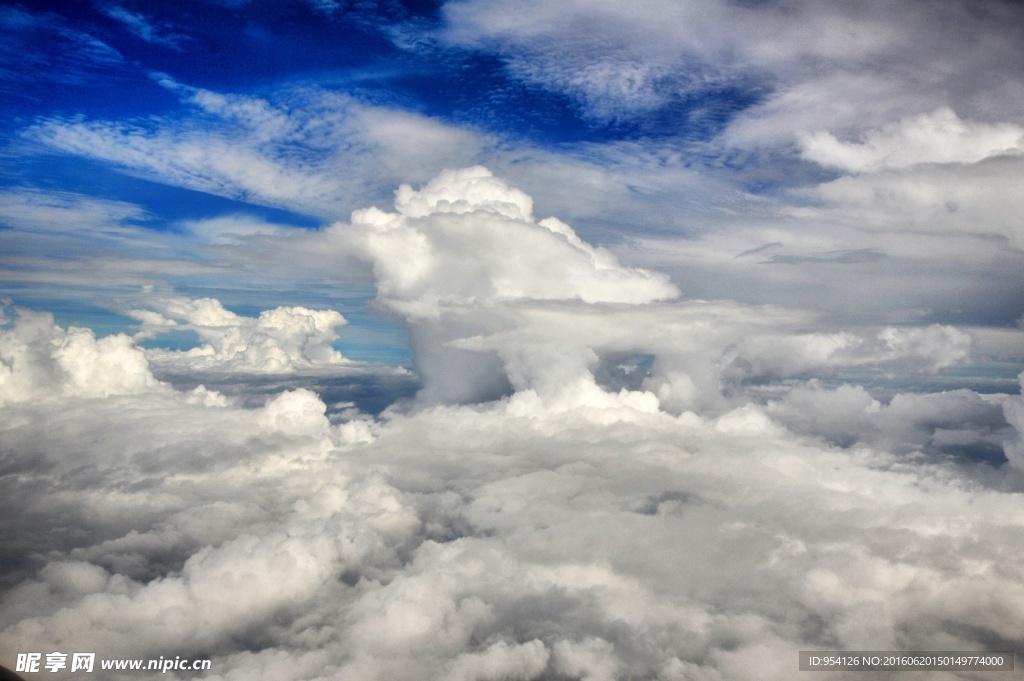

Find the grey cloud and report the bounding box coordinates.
[734,241,783,259]
[8,385,1023,676]
[439,0,1024,142]
[761,249,886,265]
[803,154,1024,250]
[765,381,1014,472]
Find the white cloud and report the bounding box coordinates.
[353,166,679,317]
[25,81,493,221]
[180,214,291,244]
[445,639,549,681]
[800,107,1024,172]
[21,76,1017,344]
[8,2,1024,352]
[347,166,685,404]
[779,107,1024,258]
[129,297,351,374]
[17,74,754,254]
[0,188,295,311]
[0,188,150,234]
[27,113,344,216]
[2,170,1022,681]
[258,388,332,436]
[0,307,166,403]
[0,5,125,86]
[617,175,1024,330]
[552,638,620,681]
[439,0,1024,141]
[801,155,1024,250]
[5,373,1021,676]
[341,169,982,411]
[100,6,187,49]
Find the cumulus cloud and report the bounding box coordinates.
[0,307,165,403]
[128,297,350,374]
[2,170,1022,681]
[349,167,685,405]
[3,7,1022,681]
[354,166,679,316]
[15,73,1016,346]
[346,168,978,410]
[4,359,1022,679]
[9,1,1024,350]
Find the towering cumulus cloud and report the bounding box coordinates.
[352,166,678,404]
[2,170,1022,681]
[351,167,973,415]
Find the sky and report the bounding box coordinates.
[1,0,1024,679]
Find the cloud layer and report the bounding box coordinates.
[3,171,1022,680]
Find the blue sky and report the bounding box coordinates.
[1,0,1023,369]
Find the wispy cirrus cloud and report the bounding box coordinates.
[0,5,124,88]
[99,5,189,50]
[24,78,492,220]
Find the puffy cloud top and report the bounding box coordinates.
[342,169,979,409]
[130,297,349,373]
[393,166,535,221]
[353,167,679,317]
[0,308,164,403]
